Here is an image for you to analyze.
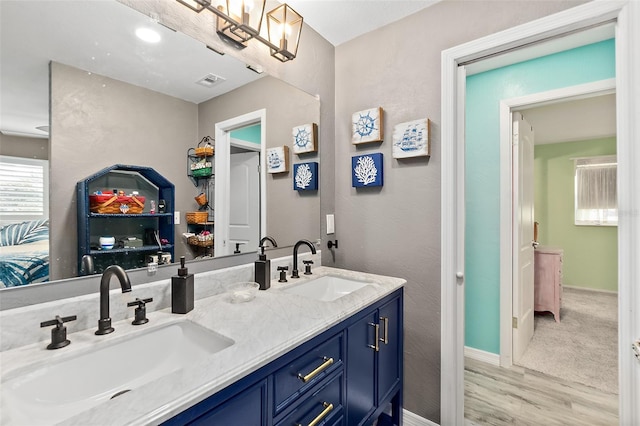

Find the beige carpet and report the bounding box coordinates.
[517,287,618,394]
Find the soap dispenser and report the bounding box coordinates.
[255,236,278,290]
[172,256,194,314]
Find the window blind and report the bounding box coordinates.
[574,155,617,226]
[0,156,49,223]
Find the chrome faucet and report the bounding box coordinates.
[96,265,132,335]
[291,239,317,279]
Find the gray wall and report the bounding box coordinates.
[50,61,198,280]
[333,0,584,421]
[0,134,48,160]
[198,76,320,249]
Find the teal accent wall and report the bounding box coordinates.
[230,124,261,144]
[535,137,617,292]
[465,39,615,354]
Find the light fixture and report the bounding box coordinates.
[266,4,302,62]
[136,27,161,43]
[176,0,303,62]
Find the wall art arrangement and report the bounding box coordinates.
[292,123,318,155]
[267,146,289,173]
[352,107,384,144]
[352,153,383,187]
[392,118,431,158]
[293,162,318,191]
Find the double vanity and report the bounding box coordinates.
[0,256,405,425]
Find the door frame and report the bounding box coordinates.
[499,79,616,367]
[214,109,267,257]
[440,1,639,424]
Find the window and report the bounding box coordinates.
[0,156,49,225]
[574,155,617,226]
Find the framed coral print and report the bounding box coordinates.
[267,146,289,173]
[392,118,431,158]
[352,107,383,144]
[293,162,318,191]
[292,123,318,154]
[352,153,383,187]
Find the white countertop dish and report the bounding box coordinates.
[0,266,405,426]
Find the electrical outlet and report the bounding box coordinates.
[147,262,158,274]
[174,211,180,224]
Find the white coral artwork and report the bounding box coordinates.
[354,156,377,186]
[295,164,313,189]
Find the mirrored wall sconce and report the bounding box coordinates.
[176,0,303,62]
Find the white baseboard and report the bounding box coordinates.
[403,409,439,426]
[464,346,500,366]
[563,285,618,295]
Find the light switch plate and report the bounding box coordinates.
[326,214,335,234]
[174,211,180,224]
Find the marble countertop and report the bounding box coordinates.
[0,266,405,425]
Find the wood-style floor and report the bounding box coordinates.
[464,357,619,425]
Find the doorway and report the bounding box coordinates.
[214,109,267,257]
[499,81,617,367]
[440,2,640,424]
[505,89,619,400]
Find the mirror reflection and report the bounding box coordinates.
[0,0,320,287]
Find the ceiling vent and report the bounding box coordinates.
[196,73,225,88]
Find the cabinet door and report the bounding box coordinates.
[377,297,401,405]
[346,311,377,425]
[186,380,267,426]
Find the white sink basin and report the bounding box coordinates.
[283,275,372,301]
[1,320,234,426]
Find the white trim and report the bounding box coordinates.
[403,409,438,426]
[464,346,500,366]
[562,285,618,295]
[441,1,639,424]
[498,79,616,368]
[214,109,267,257]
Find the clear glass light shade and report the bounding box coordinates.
[216,0,265,44]
[176,0,211,13]
[266,4,302,62]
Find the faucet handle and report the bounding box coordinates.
[277,266,288,283]
[127,297,153,325]
[303,260,314,275]
[40,315,77,350]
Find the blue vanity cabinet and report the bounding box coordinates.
[162,288,402,426]
[346,295,403,426]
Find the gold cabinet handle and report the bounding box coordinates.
[296,402,334,426]
[380,316,389,345]
[297,357,334,383]
[368,322,380,352]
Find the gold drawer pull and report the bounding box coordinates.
[297,402,334,426]
[380,316,389,344]
[368,322,380,352]
[297,357,334,383]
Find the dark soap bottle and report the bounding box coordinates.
[172,256,194,314]
[255,248,271,290]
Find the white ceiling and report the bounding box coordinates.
[286,0,440,46]
[0,1,263,138]
[0,0,617,144]
[524,94,616,145]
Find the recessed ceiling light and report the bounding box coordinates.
[135,28,161,43]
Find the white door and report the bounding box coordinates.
[512,112,535,363]
[229,151,260,254]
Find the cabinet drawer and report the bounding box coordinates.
[275,372,344,426]
[274,333,344,413]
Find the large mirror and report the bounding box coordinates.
[0,0,320,287]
